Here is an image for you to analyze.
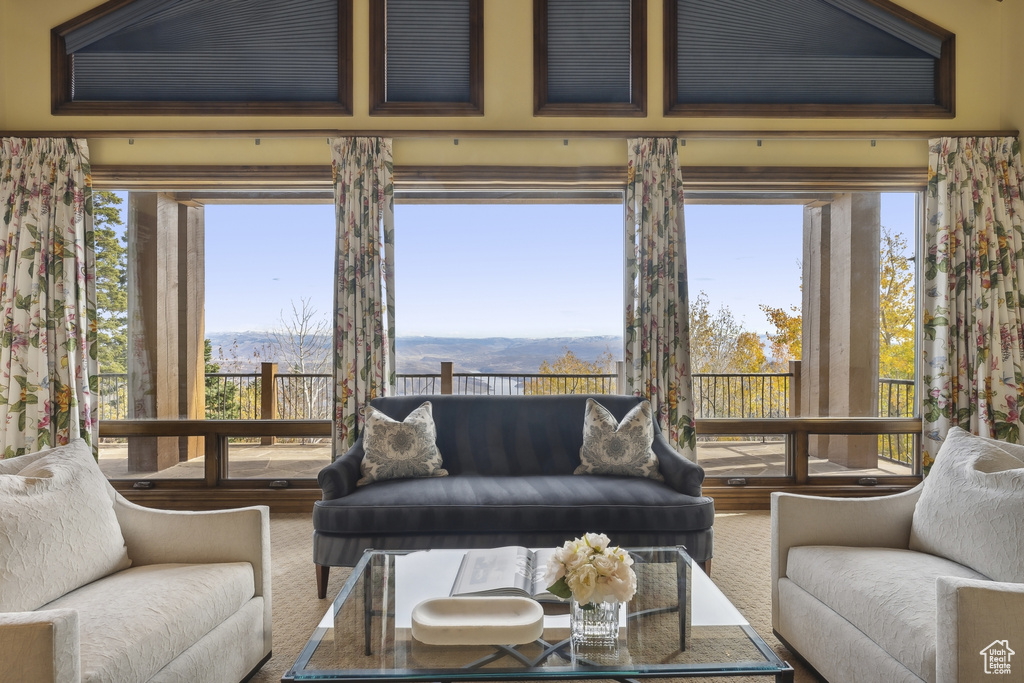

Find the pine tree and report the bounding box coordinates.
[94,191,128,373]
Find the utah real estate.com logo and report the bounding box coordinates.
[980,640,1015,675]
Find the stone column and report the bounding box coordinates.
[178,201,205,462]
[801,202,831,458]
[800,193,881,469]
[827,194,880,467]
[126,194,206,472]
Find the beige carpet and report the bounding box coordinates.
[250,511,818,682]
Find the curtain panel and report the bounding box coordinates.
[0,138,97,457]
[625,138,696,461]
[922,136,1024,473]
[330,138,395,453]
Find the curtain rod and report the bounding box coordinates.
[0,128,1019,141]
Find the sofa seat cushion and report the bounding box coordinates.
[42,562,255,683]
[314,475,714,535]
[786,546,987,683]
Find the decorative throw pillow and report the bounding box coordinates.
[0,439,132,612]
[358,401,448,486]
[575,398,663,481]
[909,427,1024,583]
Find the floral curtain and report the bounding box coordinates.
[922,136,1024,472]
[0,138,97,458]
[330,138,395,453]
[625,138,696,461]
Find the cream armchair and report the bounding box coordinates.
[772,428,1024,683]
[0,440,271,683]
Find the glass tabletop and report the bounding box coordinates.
[284,547,793,682]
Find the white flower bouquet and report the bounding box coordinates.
[545,533,637,606]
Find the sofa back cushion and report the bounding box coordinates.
[0,439,131,611]
[367,395,651,475]
[909,427,1024,583]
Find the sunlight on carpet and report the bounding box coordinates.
[249,511,816,682]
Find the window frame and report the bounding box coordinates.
[90,163,925,508]
[533,0,648,117]
[51,0,354,116]
[369,0,485,116]
[662,0,955,118]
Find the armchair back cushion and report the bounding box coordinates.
[909,427,1024,583]
[0,439,131,611]
[361,394,658,476]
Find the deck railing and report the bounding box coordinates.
[99,364,915,426]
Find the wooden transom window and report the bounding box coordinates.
[664,0,954,118]
[52,0,353,115]
[534,0,647,117]
[369,0,484,116]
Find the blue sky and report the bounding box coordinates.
[125,192,919,339]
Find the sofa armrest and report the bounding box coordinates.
[318,440,364,499]
[0,609,80,683]
[936,577,1024,683]
[770,486,922,631]
[113,497,272,654]
[653,433,704,495]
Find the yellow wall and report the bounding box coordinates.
[1,0,1019,169]
[1002,1,1024,135]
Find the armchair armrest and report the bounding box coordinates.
[770,486,922,630]
[317,440,364,499]
[936,577,1024,683]
[653,433,704,495]
[0,609,79,683]
[112,497,272,653]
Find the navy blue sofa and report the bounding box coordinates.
[314,394,715,598]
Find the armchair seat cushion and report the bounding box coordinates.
[42,562,255,683]
[313,474,714,535]
[786,545,987,682]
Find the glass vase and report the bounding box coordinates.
[570,597,620,647]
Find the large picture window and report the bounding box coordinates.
[684,190,920,481]
[94,190,335,483]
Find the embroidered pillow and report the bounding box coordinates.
[575,398,663,481]
[358,401,448,486]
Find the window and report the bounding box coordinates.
[534,0,647,116]
[94,190,335,482]
[52,0,352,115]
[370,0,484,115]
[684,190,921,481]
[664,0,954,117]
[393,194,625,395]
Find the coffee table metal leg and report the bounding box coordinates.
[364,562,372,656]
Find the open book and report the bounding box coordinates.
[450,546,565,602]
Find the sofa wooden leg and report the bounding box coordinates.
[699,559,712,577]
[316,564,330,599]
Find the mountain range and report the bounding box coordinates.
[206,332,623,374]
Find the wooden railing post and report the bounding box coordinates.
[788,360,802,418]
[441,362,453,395]
[261,362,277,446]
[616,361,626,395]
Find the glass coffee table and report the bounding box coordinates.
[284,547,793,682]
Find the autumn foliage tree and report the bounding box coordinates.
[879,226,915,380]
[527,347,615,395]
[688,291,768,374]
[759,225,915,381]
